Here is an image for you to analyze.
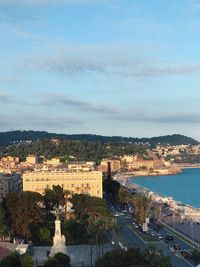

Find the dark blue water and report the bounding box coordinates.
[130,168,200,208]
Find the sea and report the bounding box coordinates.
[130,168,200,208]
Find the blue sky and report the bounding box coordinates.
[1,0,200,140]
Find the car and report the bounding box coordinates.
[157,235,164,240]
[114,213,120,217]
[151,232,156,237]
[122,209,127,213]
[180,250,193,259]
[119,212,125,216]
[165,235,174,241]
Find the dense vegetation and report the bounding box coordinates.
[0,139,147,163]
[0,252,70,267]
[0,186,114,245]
[0,252,34,267]
[95,248,172,267]
[0,130,198,147]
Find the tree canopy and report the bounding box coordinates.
[95,248,172,267]
[4,191,43,239]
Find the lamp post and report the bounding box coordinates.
[64,194,67,220]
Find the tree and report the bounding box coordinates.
[39,227,51,243]
[0,206,8,241]
[5,191,43,238]
[43,253,70,267]
[44,185,65,212]
[63,219,86,244]
[43,258,60,267]
[54,252,70,267]
[103,180,120,200]
[71,194,114,244]
[130,194,148,224]
[0,252,21,267]
[118,187,131,204]
[152,206,161,222]
[95,248,172,267]
[21,255,34,267]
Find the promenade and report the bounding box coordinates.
[117,174,200,248]
[163,214,200,245]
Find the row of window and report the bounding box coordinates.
[24,183,100,189]
[24,177,100,182]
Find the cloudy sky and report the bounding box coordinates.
[1,0,200,139]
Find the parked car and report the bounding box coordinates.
[165,234,174,241]
[180,250,193,259]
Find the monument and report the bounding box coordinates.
[50,215,67,257]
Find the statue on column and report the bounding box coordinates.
[50,209,67,257]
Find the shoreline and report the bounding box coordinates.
[114,165,200,183]
[114,171,200,222]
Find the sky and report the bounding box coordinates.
[1,0,200,140]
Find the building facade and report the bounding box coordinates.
[0,173,22,200]
[68,161,95,172]
[46,158,61,166]
[100,159,121,172]
[23,170,103,198]
[26,155,38,165]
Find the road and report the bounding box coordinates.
[163,214,200,244]
[105,194,195,267]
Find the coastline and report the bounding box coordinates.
[174,162,200,169]
[114,164,200,183]
[114,171,200,223]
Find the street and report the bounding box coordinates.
[105,194,195,267]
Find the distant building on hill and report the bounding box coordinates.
[22,169,102,198]
[126,160,155,170]
[1,156,20,164]
[50,138,61,146]
[46,158,61,166]
[26,155,38,165]
[100,159,121,172]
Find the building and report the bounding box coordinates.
[126,160,155,170]
[68,161,95,172]
[46,158,61,166]
[0,173,22,201]
[100,159,121,172]
[26,155,38,165]
[23,169,103,198]
[121,155,138,163]
[1,156,20,164]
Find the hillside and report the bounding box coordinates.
[0,130,198,147]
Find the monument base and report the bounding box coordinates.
[50,218,67,257]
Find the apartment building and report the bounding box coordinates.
[23,169,103,198]
[0,173,22,200]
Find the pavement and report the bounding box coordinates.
[163,214,200,244]
[33,244,113,267]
